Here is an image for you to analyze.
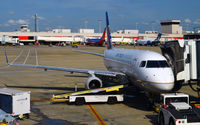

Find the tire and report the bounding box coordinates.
[107,97,117,104]
[75,97,85,105]
[158,112,164,125]
[169,118,175,125]
[24,114,30,119]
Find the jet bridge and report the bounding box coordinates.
[160,40,200,93]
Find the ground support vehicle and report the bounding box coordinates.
[0,88,30,119]
[51,85,124,105]
[158,93,200,125]
[0,109,17,125]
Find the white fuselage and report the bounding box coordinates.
[137,39,151,45]
[104,48,174,93]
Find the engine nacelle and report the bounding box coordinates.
[85,76,103,89]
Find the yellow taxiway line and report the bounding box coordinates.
[31,98,107,125]
[87,104,107,125]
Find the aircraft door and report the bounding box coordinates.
[132,58,138,67]
[131,58,140,74]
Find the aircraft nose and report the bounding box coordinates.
[150,69,174,92]
[155,83,174,91]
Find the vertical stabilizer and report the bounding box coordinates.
[96,28,106,46]
[106,12,113,49]
[155,33,162,41]
[100,28,106,40]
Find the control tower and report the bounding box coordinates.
[160,20,182,34]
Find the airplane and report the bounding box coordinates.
[136,33,162,46]
[85,28,106,46]
[5,12,174,94]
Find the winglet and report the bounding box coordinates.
[106,12,113,49]
[4,49,9,64]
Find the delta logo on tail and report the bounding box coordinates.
[86,28,106,46]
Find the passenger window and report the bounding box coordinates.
[139,61,146,67]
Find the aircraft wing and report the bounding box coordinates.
[72,49,104,57]
[8,63,122,77]
[5,48,121,77]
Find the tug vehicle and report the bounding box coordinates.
[158,93,200,125]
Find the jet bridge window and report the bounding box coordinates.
[146,60,169,68]
[139,61,146,67]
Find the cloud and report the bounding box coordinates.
[32,15,45,20]
[16,19,28,25]
[194,19,200,24]
[151,21,159,24]
[142,22,149,25]
[6,19,29,26]
[184,18,191,23]
[38,16,45,20]
[56,16,63,19]
[4,24,10,27]
[8,11,15,15]
[8,20,16,25]
[118,14,125,19]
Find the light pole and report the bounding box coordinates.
[136,22,138,30]
[34,13,41,32]
[34,14,38,32]
[84,19,88,29]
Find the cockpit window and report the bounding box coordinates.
[146,60,169,68]
[139,61,146,67]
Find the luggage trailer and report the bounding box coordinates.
[51,85,124,105]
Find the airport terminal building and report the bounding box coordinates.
[0,20,184,45]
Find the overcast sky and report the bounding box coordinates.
[0,0,200,32]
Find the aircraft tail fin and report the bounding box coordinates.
[106,12,113,49]
[100,28,106,40]
[95,27,106,46]
[155,33,162,41]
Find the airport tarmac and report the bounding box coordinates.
[0,45,198,125]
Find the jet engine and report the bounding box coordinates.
[85,76,103,89]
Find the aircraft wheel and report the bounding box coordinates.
[24,114,30,119]
[169,118,175,125]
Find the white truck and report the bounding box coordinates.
[1,35,19,45]
[158,93,200,125]
[0,88,30,119]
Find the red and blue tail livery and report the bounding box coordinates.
[86,28,106,46]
